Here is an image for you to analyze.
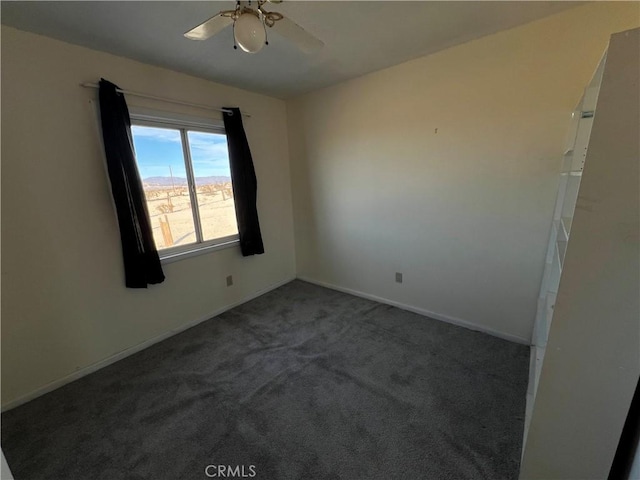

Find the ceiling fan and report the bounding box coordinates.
[184,0,324,54]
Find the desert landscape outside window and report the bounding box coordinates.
[131,122,239,254]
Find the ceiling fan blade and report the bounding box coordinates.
[271,15,324,54]
[184,13,233,41]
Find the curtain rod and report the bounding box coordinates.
[80,83,251,118]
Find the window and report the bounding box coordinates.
[130,109,239,260]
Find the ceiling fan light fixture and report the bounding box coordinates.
[234,11,266,53]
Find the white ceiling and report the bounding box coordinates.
[1,1,583,98]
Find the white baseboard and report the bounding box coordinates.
[3,274,529,411]
[297,275,531,346]
[1,276,296,412]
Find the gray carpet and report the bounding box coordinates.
[2,280,529,480]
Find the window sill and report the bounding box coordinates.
[160,238,239,264]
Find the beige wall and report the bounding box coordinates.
[1,27,296,407]
[521,27,640,479]
[286,2,640,343]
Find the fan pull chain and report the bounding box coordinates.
[263,15,269,46]
[232,20,238,49]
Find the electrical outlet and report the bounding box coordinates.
[395,272,403,283]
[226,275,233,287]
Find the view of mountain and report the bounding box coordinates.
[142,176,231,187]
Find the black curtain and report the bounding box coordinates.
[223,108,264,256]
[99,79,165,288]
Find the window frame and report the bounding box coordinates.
[129,108,239,263]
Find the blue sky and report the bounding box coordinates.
[131,125,231,179]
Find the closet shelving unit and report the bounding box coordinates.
[522,54,607,446]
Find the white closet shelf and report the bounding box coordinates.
[557,239,568,267]
[557,221,568,243]
[525,47,608,457]
[561,217,573,238]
